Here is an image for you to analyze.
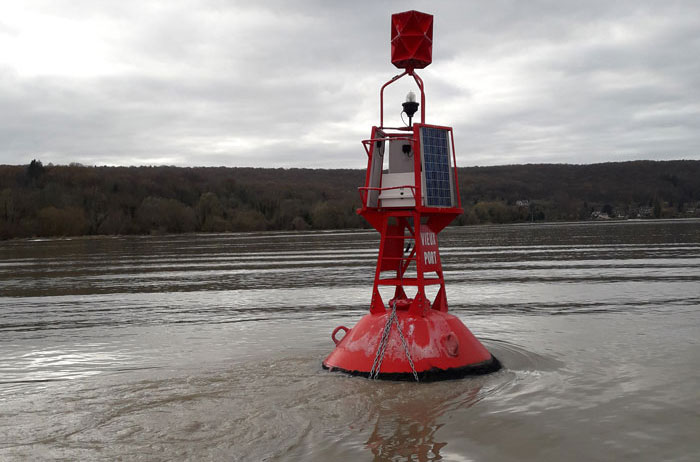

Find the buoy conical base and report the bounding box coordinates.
[323,309,501,382]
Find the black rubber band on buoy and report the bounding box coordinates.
[322,355,502,382]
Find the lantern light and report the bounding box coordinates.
[402,91,420,127]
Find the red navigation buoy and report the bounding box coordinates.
[323,11,501,381]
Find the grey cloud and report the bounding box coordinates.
[0,0,698,168]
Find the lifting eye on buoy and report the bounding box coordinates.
[331,326,349,345]
[322,9,501,382]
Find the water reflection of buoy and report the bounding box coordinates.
[322,10,501,381]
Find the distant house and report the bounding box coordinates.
[686,202,700,217]
[515,200,530,207]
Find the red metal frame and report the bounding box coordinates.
[359,123,462,216]
[379,70,425,129]
[361,136,413,156]
[357,120,463,318]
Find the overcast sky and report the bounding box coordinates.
[1,0,699,168]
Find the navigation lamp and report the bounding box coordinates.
[402,91,420,126]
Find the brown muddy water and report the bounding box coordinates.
[1,219,699,461]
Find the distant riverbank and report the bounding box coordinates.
[1,159,699,240]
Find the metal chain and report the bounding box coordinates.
[368,301,419,381]
[397,231,418,381]
[368,229,419,382]
[394,313,419,382]
[368,301,394,379]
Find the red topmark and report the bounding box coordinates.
[391,10,433,70]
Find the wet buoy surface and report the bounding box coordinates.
[324,307,500,381]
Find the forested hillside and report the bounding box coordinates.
[1,160,698,239]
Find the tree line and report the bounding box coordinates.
[1,159,698,239]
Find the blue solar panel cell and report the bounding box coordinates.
[420,127,453,207]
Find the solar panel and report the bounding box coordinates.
[420,126,454,207]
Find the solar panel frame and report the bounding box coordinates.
[419,126,455,207]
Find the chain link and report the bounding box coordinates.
[394,312,419,382]
[368,300,393,379]
[368,231,419,381]
[368,301,419,381]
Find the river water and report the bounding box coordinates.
[1,220,699,461]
